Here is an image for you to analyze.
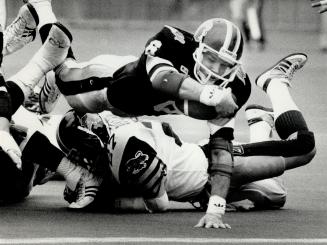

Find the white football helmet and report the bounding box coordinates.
[193,18,244,86]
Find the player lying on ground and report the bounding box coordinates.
[24,52,315,228]
[17,11,251,229]
[0,15,101,204]
[60,17,252,229]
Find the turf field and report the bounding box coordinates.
[0,24,327,244]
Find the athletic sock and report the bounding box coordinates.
[275,110,308,139]
[29,0,56,30]
[40,24,75,59]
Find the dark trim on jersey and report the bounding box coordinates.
[56,75,111,95]
[148,63,174,80]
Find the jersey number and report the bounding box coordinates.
[145,40,162,56]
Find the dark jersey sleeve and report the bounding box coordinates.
[226,69,251,112]
[140,25,197,79]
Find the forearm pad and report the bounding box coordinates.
[209,137,234,177]
[152,70,187,98]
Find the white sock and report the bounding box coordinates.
[9,59,46,100]
[249,121,272,142]
[29,0,57,28]
[8,42,55,99]
[266,79,299,118]
[56,157,80,190]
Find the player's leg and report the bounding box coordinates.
[55,55,138,113]
[236,53,316,168]
[27,0,73,114]
[21,129,102,205]
[8,23,72,102]
[228,106,286,210]
[227,178,286,210]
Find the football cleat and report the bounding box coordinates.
[245,104,274,128]
[32,165,56,186]
[68,171,103,209]
[3,3,39,56]
[255,53,307,92]
[23,85,41,113]
[39,71,61,113]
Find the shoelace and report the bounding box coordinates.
[276,61,300,81]
[5,17,34,46]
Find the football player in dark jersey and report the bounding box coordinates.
[54,52,315,228]
[46,18,250,229]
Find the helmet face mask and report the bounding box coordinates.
[193,18,243,86]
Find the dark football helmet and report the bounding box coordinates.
[193,18,244,86]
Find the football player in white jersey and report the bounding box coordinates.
[43,17,252,229]
[13,15,248,228]
[55,52,315,228]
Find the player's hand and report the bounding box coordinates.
[0,130,22,169]
[194,213,231,229]
[311,0,327,13]
[200,86,238,115]
[214,88,238,118]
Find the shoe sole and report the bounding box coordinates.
[245,104,273,112]
[255,52,308,90]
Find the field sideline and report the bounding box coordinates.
[1,24,327,244]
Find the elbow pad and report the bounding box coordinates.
[152,70,187,98]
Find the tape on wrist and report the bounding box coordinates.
[206,195,226,215]
[200,85,222,106]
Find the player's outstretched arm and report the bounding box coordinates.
[195,134,233,229]
[311,0,327,13]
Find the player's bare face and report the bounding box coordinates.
[200,51,234,83]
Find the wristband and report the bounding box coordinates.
[206,195,226,215]
[199,85,223,106]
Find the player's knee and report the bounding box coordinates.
[291,131,316,166]
[243,179,287,209]
[296,131,315,155]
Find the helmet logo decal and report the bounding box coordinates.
[126,151,149,175]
